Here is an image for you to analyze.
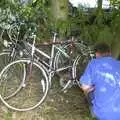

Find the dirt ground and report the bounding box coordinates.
[0,75,95,120]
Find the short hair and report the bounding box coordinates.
[94,42,111,53]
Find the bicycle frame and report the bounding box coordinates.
[26,33,72,74]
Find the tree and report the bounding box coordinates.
[49,0,70,37]
[96,0,103,25]
[1,0,120,58]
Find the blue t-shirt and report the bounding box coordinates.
[80,56,120,120]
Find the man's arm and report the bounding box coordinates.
[80,60,95,93]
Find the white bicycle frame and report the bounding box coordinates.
[27,33,72,84]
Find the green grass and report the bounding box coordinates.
[4,111,12,120]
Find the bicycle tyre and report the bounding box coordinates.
[0,59,49,111]
[72,53,93,83]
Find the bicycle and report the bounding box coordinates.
[0,19,27,78]
[0,30,94,111]
[0,19,38,73]
[0,33,50,111]
[0,21,38,101]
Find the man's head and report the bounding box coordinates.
[94,42,111,58]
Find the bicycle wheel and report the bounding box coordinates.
[8,23,19,42]
[72,53,93,83]
[54,41,90,69]
[0,59,49,111]
[54,41,92,88]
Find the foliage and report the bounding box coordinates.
[69,1,120,44]
[0,0,52,42]
[0,0,120,45]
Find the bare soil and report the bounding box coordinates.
[0,75,94,120]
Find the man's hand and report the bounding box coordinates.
[81,84,95,94]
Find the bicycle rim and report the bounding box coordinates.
[0,59,49,111]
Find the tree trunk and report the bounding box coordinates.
[49,0,69,37]
[50,0,69,21]
[95,0,103,25]
[97,0,102,12]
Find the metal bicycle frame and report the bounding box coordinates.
[27,33,72,75]
[23,32,74,86]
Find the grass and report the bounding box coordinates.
[4,112,12,120]
[0,80,96,120]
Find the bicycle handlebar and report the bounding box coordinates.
[38,39,86,46]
